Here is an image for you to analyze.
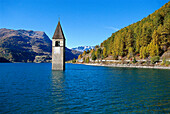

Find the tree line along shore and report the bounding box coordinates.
[67,52,170,69]
[68,2,170,69]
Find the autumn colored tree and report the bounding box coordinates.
[95,48,102,59]
[83,58,85,63]
[72,58,76,63]
[82,51,86,56]
[95,45,99,49]
[86,57,90,63]
[84,2,170,60]
[127,47,133,59]
[86,50,90,54]
[103,47,107,58]
[91,50,97,61]
[148,41,159,57]
[125,29,134,50]
[140,46,147,59]
[78,54,82,59]
[90,49,94,54]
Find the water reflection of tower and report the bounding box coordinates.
[50,71,66,112]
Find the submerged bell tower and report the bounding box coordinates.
[52,20,65,70]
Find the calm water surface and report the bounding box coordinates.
[0,63,169,113]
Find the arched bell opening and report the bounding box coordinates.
[55,41,60,47]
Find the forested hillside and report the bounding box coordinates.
[81,2,170,61]
[102,2,170,59]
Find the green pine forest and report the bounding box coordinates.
[79,2,170,62]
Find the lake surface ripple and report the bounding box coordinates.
[0,63,169,113]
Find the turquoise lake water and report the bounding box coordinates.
[0,63,170,113]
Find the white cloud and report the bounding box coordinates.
[105,26,119,31]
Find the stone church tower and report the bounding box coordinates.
[52,21,65,70]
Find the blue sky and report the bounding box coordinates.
[0,0,169,48]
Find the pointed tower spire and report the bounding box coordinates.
[52,20,66,71]
[52,20,65,39]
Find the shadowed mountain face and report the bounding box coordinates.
[0,28,81,62]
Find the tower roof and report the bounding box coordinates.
[52,21,65,39]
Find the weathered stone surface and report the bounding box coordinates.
[52,21,65,70]
[161,47,170,60]
[52,46,65,70]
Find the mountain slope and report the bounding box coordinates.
[91,2,170,60]
[0,28,80,62]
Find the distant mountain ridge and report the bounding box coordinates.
[72,46,95,52]
[0,28,81,62]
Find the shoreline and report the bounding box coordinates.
[1,62,169,70]
[82,63,170,70]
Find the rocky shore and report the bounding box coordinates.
[83,63,170,70]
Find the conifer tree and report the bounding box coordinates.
[128,47,133,59]
[95,48,102,59]
[98,2,170,59]
[156,44,159,56]
[86,50,90,54]
[103,47,107,58]
[142,46,147,59]
[86,57,90,63]
[135,38,140,53]
[140,47,143,59]
[78,54,82,59]
[82,51,86,56]
[72,58,76,63]
[126,29,133,50]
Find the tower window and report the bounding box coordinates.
[55,41,60,47]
